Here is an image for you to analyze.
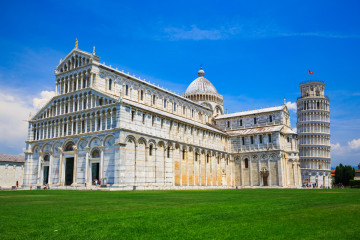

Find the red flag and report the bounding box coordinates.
[308,70,314,75]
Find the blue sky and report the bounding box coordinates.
[0,0,359,167]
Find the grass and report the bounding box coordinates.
[0,189,359,240]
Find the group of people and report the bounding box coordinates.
[83,179,102,188]
[93,179,101,186]
[302,183,331,189]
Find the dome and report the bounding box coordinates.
[184,68,219,96]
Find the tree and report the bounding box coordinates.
[334,164,355,186]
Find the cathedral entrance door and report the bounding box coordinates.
[263,175,268,186]
[91,163,100,185]
[43,166,49,185]
[65,158,74,186]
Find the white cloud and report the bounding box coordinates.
[0,87,54,154]
[164,25,222,40]
[331,142,342,151]
[286,101,297,112]
[162,23,360,41]
[331,141,360,167]
[33,90,55,109]
[348,138,360,150]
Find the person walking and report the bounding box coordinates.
[16,181,19,188]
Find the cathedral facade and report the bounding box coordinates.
[23,44,301,189]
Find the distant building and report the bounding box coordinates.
[0,154,25,188]
[354,164,360,181]
[331,170,335,183]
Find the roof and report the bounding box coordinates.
[97,64,212,112]
[122,98,226,135]
[0,154,25,163]
[215,105,286,120]
[284,127,297,134]
[226,125,283,136]
[184,68,219,96]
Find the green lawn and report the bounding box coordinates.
[0,189,358,240]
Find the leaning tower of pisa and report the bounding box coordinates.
[297,81,331,187]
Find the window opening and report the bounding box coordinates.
[131,110,135,121]
[245,158,249,168]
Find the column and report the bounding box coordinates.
[186,150,189,186]
[67,79,70,93]
[292,162,296,186]
[90,73,94,87]
[72,76,75,92]
[89,93,93,108]
[84,117,88,133]
[278,157,283,187]
[258,157,261,186]
[204,154,207,186]
[77,97,81,111]
[100,147,104,183]
[193,151,195,185]
[37,152,43,185]
[78,74,81,90]
[249,157,253,186]
[85,147,90,186]
[179,149,182,186]
[267,158,271,186]
[90,116,93,132]
[48,154,53,185]
[110,111,113,129]
[44,124,47,139]
[240,158,244,186]
[95,115,98,131]
[73,147,78,185]
[58,150,63,185]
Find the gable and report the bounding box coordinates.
[55,48,100,75]
[31,88,118,121]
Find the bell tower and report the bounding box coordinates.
[297,81,331,187]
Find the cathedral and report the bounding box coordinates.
[23,42,303,189]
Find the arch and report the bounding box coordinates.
[104,134,116,148]
[200,102,213,110]
[260,154,268,161]
[138,137,147,147]
[88,136,102,148]
[157,141,165,148]
[148,139,156,146]
[125,135,137,145]
[77,139,88,151]
[165,141,174,149]
[32,144,41,153]
[41,143,52,153]
[63,141,75,152]
[90,148,101,158]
